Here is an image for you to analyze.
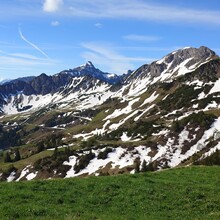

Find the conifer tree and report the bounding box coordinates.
[14,148,21,162]
[134,161,140,173]
[53,146,58,159]
[4,151,11,163]
[141,160,147,172]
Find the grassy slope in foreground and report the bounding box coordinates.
[0,166,219,220]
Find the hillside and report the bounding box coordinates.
[0,166,219,219]
[0,46,220,181]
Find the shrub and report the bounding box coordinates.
[141,160,157,172]
[2,165,17,177]
[80,137,97,148]
[194,149,220,166]
[74,151,95,173]
[180,111,216,129]
[160,82,174,91]
[158,85,202,111]
[37,142,44,153]
[171,120,182,132]
[97,148,113,160]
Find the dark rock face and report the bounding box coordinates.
[0,62,119,96]
[128,46,217,81]
[165,46,216,70]
[30,73,73,95]
[0,62,121,108]
[65,61,122,85]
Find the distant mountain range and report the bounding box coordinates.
[0,46,220,182]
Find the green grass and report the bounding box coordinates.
[0,150,53,172]
[0,166,219,220]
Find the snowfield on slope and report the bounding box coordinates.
[63,146,152,178]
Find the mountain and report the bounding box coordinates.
[0,61,120,114]
[62,61,122,84]
[0,46,220,182]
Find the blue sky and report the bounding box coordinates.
[1,0,220,80]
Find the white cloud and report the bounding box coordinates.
[81,42,154,74]
[0,49,61,79]
[51,21,60,26]
[18,27,50,59]
[43,0,63,13]
[94,23,102,28]
[1,1,220,27]
[62,0,220,26]
[123,34,160,42]
[10,53,49,61]
[0,50,55,66]
[0,50,57,78]
[0,51,58,78]
[0,54,52,66]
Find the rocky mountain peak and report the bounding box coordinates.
[84,61,95,68]
[129,46,217,81]
[169,46,216,63]
[78,61,96,71]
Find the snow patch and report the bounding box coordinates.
[209,78,220,94]
[121,132,131,142]
[140,92,158,107]
[7,171,16,182]
[64,146,153,178]
[105,98,140,120]
[16,165,31,181]
[26,172,38,181]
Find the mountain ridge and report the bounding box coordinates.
[0,46,220,182]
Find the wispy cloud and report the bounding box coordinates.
[94,23,102,28]
[1,1,220,27]
[0,50,54,66]
[0,55,51,66]
[43,0,63,13]
[123,34,161,42]
[51,21,60,26]
[81,42,154,74]
[0,49,58,78]
[0,51,58,78]
[18,27,50,59]
[10,53,49,61]
[60,0,220,26]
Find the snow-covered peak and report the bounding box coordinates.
[85,61,94,68]
[66,62,122,85]
[0,79,11,85]
[129,46,217,83]
[80,61,95,69]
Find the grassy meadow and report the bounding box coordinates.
[0,166,219,220]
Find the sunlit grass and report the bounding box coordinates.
[0,166,219,219]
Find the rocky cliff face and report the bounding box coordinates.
[0,61,120,114]
[127,46,216,81]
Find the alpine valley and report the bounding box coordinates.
[0,46,220,181]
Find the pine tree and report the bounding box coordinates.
[134,161,140,173]
[4,151,11,163]
[37,142,44,153]
[14,148,21,162]
[146,161,155,171]
[53,146,58,159]
[172,120,181,132]
[141,160,147,172]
